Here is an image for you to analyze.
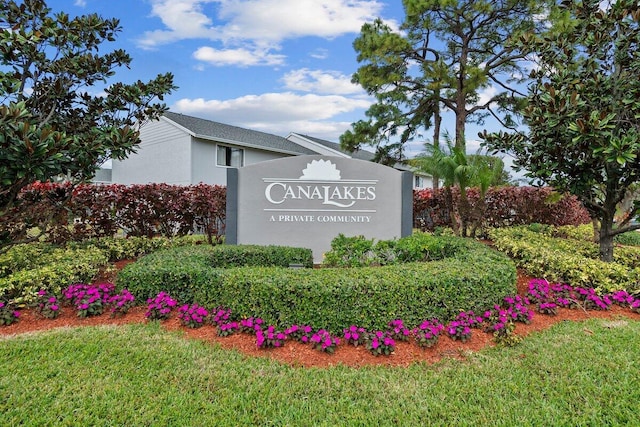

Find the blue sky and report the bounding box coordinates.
[48,0,506,159]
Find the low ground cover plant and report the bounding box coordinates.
[0,301,19,325]
[489,226,640,292]
[0,244,109,305]
[62,283,136,318]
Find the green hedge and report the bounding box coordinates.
[489,226,640,292]
[117,244,314,303]
[118,237,516,333]
[68,235,208,262]
[0,244,109,304]
[209,244,313,268]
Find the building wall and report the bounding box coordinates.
[191,139,293,186]
[111,119,192,185]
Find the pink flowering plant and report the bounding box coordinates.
[0,301,20,326]
[503,295,533,324]
[611,290,635,307]
[482,306,517,345]
[209,307,232,326]
[576,287,612,311]
[217,321,239,337]
[388,319,412,342]
[310,329,340,354]
[240,317,264,334]
[343,325,367,347]
[106,289,135,318]
[537,301,558,315]
[178,303,209,328]
[366,330,395,356]
[285,324,314,344]
[34,290,61,319]
[145,292,177,320]
[256,325,287,348]
[63,283,114,318]
[413,319,444,349]
[446,311,482,342]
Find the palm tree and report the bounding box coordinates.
[411,137,506,236]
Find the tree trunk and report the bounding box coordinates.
[444,186,460,236]
[591,218,600,243]
[432,102,441,191]
[599,217,615,262]
[458,188,471,237]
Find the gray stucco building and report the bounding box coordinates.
[111,111,432,188]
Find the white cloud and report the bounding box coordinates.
[309,49,329,60]
[476,86,498,107]
[193,46,286,67]
[138,0,385,49]
[172,92,371,138]
[74,0,87,6]
[216,0,384,42]
[281,69,363,95]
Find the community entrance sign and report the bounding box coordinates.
[226,155,413,263]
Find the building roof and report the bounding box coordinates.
[291,133,376,161]
[163,112,317,155]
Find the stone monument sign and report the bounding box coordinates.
[226,155,413,263]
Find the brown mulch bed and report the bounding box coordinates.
[3,269,638,368]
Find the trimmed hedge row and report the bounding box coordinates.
[117,244,314,303]
[489,226,640,293]
[117,237,516,334]
[69,235,208,262]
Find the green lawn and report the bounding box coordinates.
[2,318,639,426]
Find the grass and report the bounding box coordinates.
[2,318,640,426]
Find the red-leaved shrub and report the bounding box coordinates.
[413,186,590,232]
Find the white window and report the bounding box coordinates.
[217,145,244,167]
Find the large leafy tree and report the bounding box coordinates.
[340,0,551,171]
[482,0,640,261]
[0,0,176,249]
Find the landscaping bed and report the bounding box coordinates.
[3,269,639,368]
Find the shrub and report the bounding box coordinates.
[322,234,376,267]
[615,231,640,247]
[0,301,20,326]
[117,244,313,303]
[116,245,222,303]
[489,226,640,292]
[414,186,590,232]
[193,237,516,334]
[322,232,472,267]
[69,235,207,262]
[0,245,109,304]
[34,290,61,319]
[209,244,313,268]
[8,182,226,244]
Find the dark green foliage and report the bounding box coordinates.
[615,231,640,247]
[195,240,515,334]
[116,245,220,304]
[323,232,473,267]
[481,0,640,261]
[209,245,313,268]
[0,0,176,251]
[117,244,313,303]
